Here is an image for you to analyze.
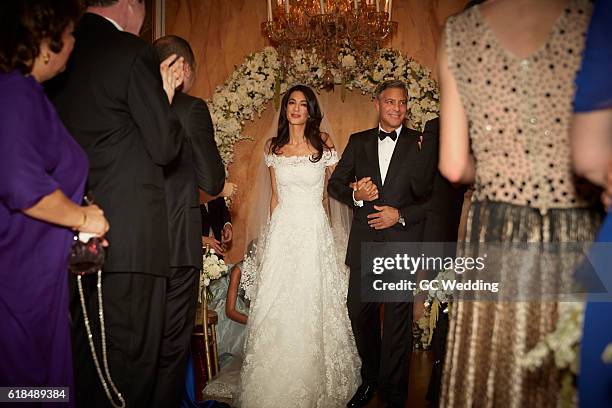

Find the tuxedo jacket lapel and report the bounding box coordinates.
[364,130,383,189]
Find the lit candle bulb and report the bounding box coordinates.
[267,0,272,21]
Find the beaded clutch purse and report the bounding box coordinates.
[69,233,105,275]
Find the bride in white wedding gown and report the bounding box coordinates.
[237,85,360,407]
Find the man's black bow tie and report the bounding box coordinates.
[378,130,397,141]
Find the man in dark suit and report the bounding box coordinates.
[328,80,437,408]
[419,117,465,408]
[152,35,226,406]
[421,117,465,246]
[48,1,188,406]
[201,197,232,256]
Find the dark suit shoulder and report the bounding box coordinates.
[173,92,206,115]
[402,125,422,138]
[77,13,150,62]
[172,92,197,114]
[172,93,212,140]
[173,91,198,104]
[112,29,148,54]
[419,117,440,142]
[423,117,440,134]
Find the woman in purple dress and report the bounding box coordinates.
[0,0,109,396]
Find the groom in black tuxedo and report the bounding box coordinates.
[328,80,437,408]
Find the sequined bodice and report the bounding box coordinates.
[445,0,595,212]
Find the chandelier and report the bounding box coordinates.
[262,0,397,86]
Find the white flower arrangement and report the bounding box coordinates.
[518,302,585,407]
[199,248,226,302]
[414,315,431,350]
[207,46,439,164]
[520,302,584,374]
[425,269,455,307]
[414,269,455,349]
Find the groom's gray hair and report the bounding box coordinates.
[375,79,407,100]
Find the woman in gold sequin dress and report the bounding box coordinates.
[437,0,600,406]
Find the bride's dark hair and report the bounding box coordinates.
[269,84,329,163]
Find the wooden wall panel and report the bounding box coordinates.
[165,0,466,262]
[165,0,269,99]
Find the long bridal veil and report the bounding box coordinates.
[240,101,352,300]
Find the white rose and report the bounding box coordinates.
[418,78,430,89]
[242,107,254,118]
[424,111,439,123]
[341,55,356,69]
[408,83,421,99]
[212,93,225,107]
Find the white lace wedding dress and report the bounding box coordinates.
[237,149,361,408]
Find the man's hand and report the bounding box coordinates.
[160,54,184,104]
[367,205,400,229]
[202,236,224,256]
[199,182,237,204]
[221,223,233,245]
[353,177,379,202]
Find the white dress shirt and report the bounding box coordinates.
[353,125,403,207]
[378,124,402,184]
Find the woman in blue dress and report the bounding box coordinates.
[571,1,612,406]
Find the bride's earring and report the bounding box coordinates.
[43,54,50,64]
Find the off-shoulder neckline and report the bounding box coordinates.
[266,149,337,160]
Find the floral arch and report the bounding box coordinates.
[207,47,440,164]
